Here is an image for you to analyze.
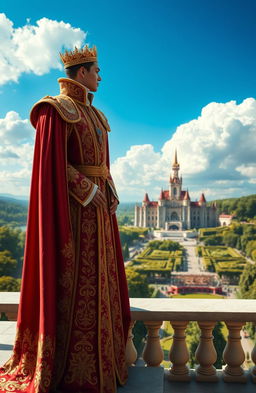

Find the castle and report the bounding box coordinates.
[134,151,218,230]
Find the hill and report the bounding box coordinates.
[211,194,256,221]
[0,196,28,227]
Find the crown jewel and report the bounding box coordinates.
[60,45,97,69]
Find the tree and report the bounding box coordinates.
[213,322,226,368]
[122,243,130,260]
[125,268,153,298]
[239,263,256,298]
[236,236,242,250]
[223,232,239,248]
[0,250,17,276]
[232,224,243,235]
[246,199,256,218]
[251,249,256,262]
[245,240,256,259]
[148,240,160,249]
[0,276,21,291]
[204,235,223,246]
[148,239,182,251]
[0,226,25,260]
[132,321,147,354]
[186,322,200,367]
[125,268,153,355]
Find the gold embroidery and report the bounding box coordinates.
[51,235,76,387]
[30,95,80,128]
[59,79,87,106]
[0,328,55,393]
[64,331,97,386]
[67,164,94,203]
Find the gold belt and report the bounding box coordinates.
[74,164,109,179]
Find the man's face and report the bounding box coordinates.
[80,63,101,92]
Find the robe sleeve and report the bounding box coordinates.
[67,164,98,206]
[106,174,119,202]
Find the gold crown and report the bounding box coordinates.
[60,45,97,69]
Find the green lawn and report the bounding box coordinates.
[171,293,226,299]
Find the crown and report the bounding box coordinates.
[60,45,97,69]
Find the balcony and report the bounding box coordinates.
[1,293,256,393]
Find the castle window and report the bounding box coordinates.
[171,212,179,221]
[173,187,177,196]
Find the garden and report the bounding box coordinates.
[128,240,184,279]
[196,245,246,283]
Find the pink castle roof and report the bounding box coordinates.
[148,201,158,207]
[191,201,200,207]
[143,193,150,203]
[199,193,206,203]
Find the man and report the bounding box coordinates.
[0,46,131,393]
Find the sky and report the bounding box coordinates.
[0,0,256,202]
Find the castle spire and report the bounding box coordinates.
[199,193,206,205]
[170,148,180,182]
[143,193,150,203]
[173,148,178,166]
[184,189,190,200]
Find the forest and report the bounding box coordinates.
[212,193,256,221]
[0,197,28,227]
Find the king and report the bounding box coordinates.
[0,46,131,393]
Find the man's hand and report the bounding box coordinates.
[91,188,107,209]
[110,198,118,215]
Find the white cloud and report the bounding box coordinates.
[0,14,86,84]
[2,98,256,200]
[236,164,256,177]
[0,111,34,195]
[111,98,256,201]
[236,163,256,185]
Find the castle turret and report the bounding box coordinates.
[159,189,164,200]
[143,192,150,204]
[184,189,190,201]
[198,193,206,206]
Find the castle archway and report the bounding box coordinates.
[169,224,179,230]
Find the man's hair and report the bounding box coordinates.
[65,62,94,79]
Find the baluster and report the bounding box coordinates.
[168,321,190,381]
[223,321,246,383]
[125,321,137,366]
[251,323,256,383]
[195,321,218,381]
[142,321,164,367]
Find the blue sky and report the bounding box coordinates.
[0,0,256,201]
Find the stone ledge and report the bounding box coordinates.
[130,298,256,322]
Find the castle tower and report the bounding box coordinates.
[183,189,191,229]
[169,149,182,199]
[142,193,150,227]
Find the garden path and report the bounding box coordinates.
[182,241,202,273]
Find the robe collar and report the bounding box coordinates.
[58,77,94,106]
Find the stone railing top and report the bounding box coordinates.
[1,293,256,323]
[0,292,20,304]
[130,298,256,322]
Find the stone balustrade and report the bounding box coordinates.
[1,293,256,385]
[127,298,256,384]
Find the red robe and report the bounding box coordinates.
[0,78,130,393]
